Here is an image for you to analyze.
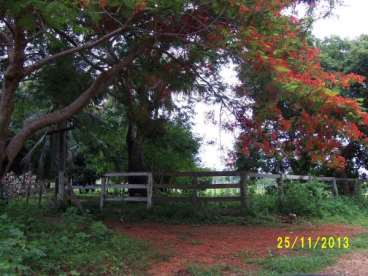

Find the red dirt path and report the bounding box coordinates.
[106,222,365,275]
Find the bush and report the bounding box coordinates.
[0,203,156,275]
[279,181,330,217]
[89,221,111,241]
[246,179,368,220]
[0,214,45,275]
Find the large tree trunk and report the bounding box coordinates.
[57,121,67,204]
[0,21,26,201]
[126,121,147,196]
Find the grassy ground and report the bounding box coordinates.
[2,184,368,275]
[168,195,368,276]
[0,200,160,275]
[95,194,368,275]
[181,232,368,275]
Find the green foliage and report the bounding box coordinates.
[246,180,368,221]
[99,201,249,225]
[71,99,129,175]
[318,36,352,72]
[257,251,337,275]
[0,214,45,275]
[279,181,330,217]
[144,121,200,172]
[0,204,156,275]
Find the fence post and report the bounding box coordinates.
[332,178,339,197]
[99,177,107,211]
[277,174,284,208]
[192,176,199,206]
[147,173,153,209]
[240,172,248,209]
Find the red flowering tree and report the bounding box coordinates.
[231,1,366,173]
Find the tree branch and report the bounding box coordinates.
[6,46,144,169]
[23,16,134,76]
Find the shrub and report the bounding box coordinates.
[279,180,330,217]
[0,214,45,275]
[89,221,111,241]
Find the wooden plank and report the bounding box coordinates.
[106,184,147,189]
[147,173,153,209]
[155,171,281,178]
[75,184,149,190]
[332,179,339,197]
[154,171,242,177]
[154,171,356,182]
[240,175,244,208]
[335,178,357,182]
[314,177,338,181]
[104,172,150,177]
[192,176,199,206]
[285,175,356,182]
[154,183,240,189]
[99,177,107,210]
[240,173,248,209]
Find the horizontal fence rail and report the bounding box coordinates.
[71,171,361,210]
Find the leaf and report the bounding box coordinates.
[274,65,290,73]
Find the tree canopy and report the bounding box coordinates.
[0,0,367,182]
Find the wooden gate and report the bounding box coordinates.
[99,172,153,210]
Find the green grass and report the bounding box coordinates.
[0,201,158,275]
[94,201,280,226]
[257,251,337,275]
[180,233,368,276]
[254,232,368,275]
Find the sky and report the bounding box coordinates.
[312,0,368,39]
[193,0,368,170]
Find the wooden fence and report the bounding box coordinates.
[72,171,361,210]
[151,171,359,209]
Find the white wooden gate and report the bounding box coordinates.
[99,172,153,210]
